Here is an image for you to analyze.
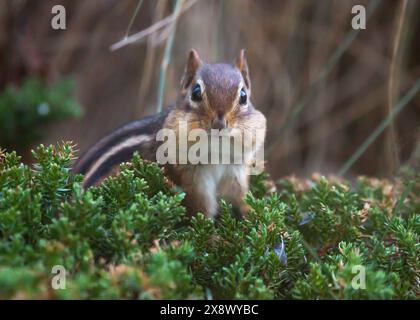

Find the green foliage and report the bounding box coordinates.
[0,144,418,299]
[0,77,82,151]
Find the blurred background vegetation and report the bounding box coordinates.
[0,0,419,180]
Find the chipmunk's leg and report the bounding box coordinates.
[219,165,251,218]
[180,167,219,218]
[185,190,218,218]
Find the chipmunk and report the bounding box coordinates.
[73,49,266,218]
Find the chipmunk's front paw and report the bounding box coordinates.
[238,202,252,220]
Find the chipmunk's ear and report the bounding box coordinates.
[180,49,203,94]
[235,49,251,91]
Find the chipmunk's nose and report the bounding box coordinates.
[212,114,227,130]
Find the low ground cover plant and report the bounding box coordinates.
[0,143,418,299]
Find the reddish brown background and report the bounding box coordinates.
[1,0,419,179]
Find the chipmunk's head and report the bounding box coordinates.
[178,49,252,130]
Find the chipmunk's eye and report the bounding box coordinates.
[191,83,202,102]
[239,87,247,105]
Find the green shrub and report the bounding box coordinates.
[0,143,418,299]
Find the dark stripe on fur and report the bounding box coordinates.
[73,106,174,176]
[82,143,151,188]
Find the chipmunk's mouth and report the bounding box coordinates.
[211,115,227,130]
[208,127,244,140]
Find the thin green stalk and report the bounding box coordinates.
[393,180,415,216]
[386,0,408,175]
[338,78,420,176]
[156,0,183,113]
[125,0,144,38]
[267,0,381,156]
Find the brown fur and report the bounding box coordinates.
[76,49,266,219]
[163,49,266,218]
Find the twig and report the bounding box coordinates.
[110,0,198,51]
[151,24,172,47]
